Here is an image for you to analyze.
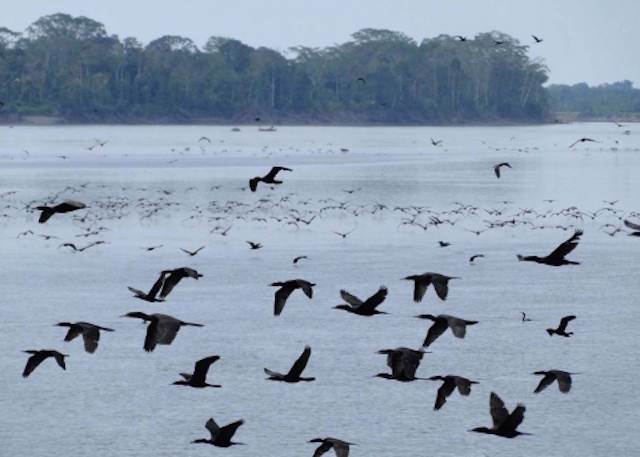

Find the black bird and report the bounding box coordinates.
[455,35,468,41]
[623,219,640,236]
[121,312,204,352]
[415,314,478,348]
[517,229,583,266]
[533,370,576,393]
[403,272,459,303]
[431,138,443,146]
[470,392,530,438]
[246,241,262,250]
[270,279,315,316]
[192,417,245,447]
[293,255,308,264]
[308,437,353,456]
[568,137,599,148]
[180,246,205,256]
[428,375,478,410]
[521,312,532,322]
[249,166,292,191]
[55,322,114,353]
[469,254,485,263]
[493,162,512,178]
[334,286,388,316]
[532,35,543,43]
[141,245,163,251]
[546,315,576,337]
[173,356,221,388]
[332,228,356,239]
[159,267,202,298]
[493,40,504,45]
[58,241,105,252]
[438,241,451,247]
[264,346,315,382]
[36,200,86,223]
[128,271,168,302]
[22,350,68,378]
[376,347,426,381]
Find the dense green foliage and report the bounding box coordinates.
[547,80,640,120]
[0,14,551,123]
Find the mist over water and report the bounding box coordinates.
[1,124,639,456]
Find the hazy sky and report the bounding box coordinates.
[3,0,639,86]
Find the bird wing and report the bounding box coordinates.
[23,352,46,377]
[159,271,183,298]
[490,392,509,428]
[340,289,363,308]
[296,280,314,299]
[494,166,500,178]
[568,139,580,148]
[498,404,526,434]
[547,229,582,261]
[624,219,640,230]
[286,346,311,378]
[413,277,432,303]
[555,371,572,393]
[558,315,576,332]
[205,418,220,441]
[144,320,160,352]
[264,166,292,181]
[155,319,181,344]
[435,378,456,410]
[534,373,555,393]
[82,327,100,353]
[63,325,83,343]
[360,286,388,311]
[264,367,285,379]
[331,439,350,457]
[53,352,66,370]
[217,420,244,443]
[147,272,167,299]
[449,317,476,338]
[432,279,450,300]
[454,377,474,395]
[423,318,448,348]
[193,356,220,382]
[249,177,260,192]
[274,285,295,316]
[127,286,146,298]
[313,441,333,457]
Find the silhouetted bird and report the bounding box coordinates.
[431,138,443,146]
[36,200,86,223]
[55,322,114,353]
[192,417,245,447]
[270,279,315,316]
[428,375,478,410]
[470,392,530,438]
[264,346,315,382]
[517,229,583,266]
[308,437,353,456]
[403,272,459,303]
[469,254,485,263]
[246,241,262,250]
[249,166,292,191]
[173,355,221,388]
[623,219,640,236]
[375,347,425,381]
[493,162,512,178]
[180,246,205,256]
[438,241,451,247]
[121,312,203,352]
[128,271,168,302]
[533,370,576,393]
[22,350,67,378]
[532,35,543,43]
[415,314,478,348]
[568,138,599,148]
[546,315,576,337]
[160,267,202,298]
[455,35,468,41]
[334,286,388,316]
[521,312,532,322]
[293,255,308,264]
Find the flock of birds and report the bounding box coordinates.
[3,122,638,455]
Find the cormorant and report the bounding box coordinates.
[532,35,543,43]
[375,347,426,381]
[180,246,205,256]
[533,370,576,393]
[517,229,583,266]
[192,417,245,447]
[36,200,86,223]
[493,162,512,178]
[403,272,459,303]
[246,241,262,250]
[308,437,354,456]
[128,271,168,302]
[568,138,599,148]
[334,286,388,316]
[173,356,221,388]
[159,267,203,298]
[249,166,292,192]
[546,315,576,337]
[415,314,478,348]
[121,312,204,352]
[264,346,315,382]
[55,322,114,353]
[22,350,67,378]
[470,392,530,438]
[270,279,315,316]
[428,375,478,410]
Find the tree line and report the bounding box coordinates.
[0,13,553,124]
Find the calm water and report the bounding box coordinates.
[1,124,639,456]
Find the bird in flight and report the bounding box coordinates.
[469,254,485,263]
[22,350,68,378]
[493,40,504,45]
[128,271,168,302]
[55,322,114,353]
[533,370,576,393]
[270,279,315,316]
[517,229,583,266]
[36,200,86,223]
[159,267,203,299]
[308,437,354,456]
[293,255,308,264]
[470,392,530,438]
[546,315,576,337]
[493,162,512,178]
[455,36,467,41]
[403,272,459,303]
[121,312,204,352]
[264,346,315,382]
[568,138,599,148]
[431,138,443,146]
[375,347,426,381]
[532,35,543,43]
[428,375,479,410]
[415,314,478,348]
[246,241,262,250]
[249,166,292,192]
[623,219,640,236]
[332,228,356,239]
[192,417,245,447]
[180,246,205,256]
[173,355,222,388]
[334,286,388,316]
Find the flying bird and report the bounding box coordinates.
[375,347,426,381]
[493,162,512,178]
[334,286,388,316]
[517,229,583,266]
[546,315,576,337]
[469,254,485,263]
[22,350,68,378]
[415,314,478,348]
[36,200,86,223]
[128,271,168,302]
[246,241,262,250]
[308,437,354,456]
[428,375,478,410]
[270,279,315,316]
[192,417,245,447]
[173,355,221,388]
[403,272,459,303]
[568,138,599,148]
[293,255,308,264]
[623,219,640,236]
[159,267,203,298]
[431,138,443,146]
[533,370,576,393]
[455,36,468,41]
[180,246,205,256]
[264,346,315,382]
[121,312,204,352]
[532,35,543,43]
[55,322,114,353]
[470,392,530,438]
[249,166,292,192]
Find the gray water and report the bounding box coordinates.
[1,124,639,456]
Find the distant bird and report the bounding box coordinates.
[568,138,599,148]
[264,346,315,382]
[128,271,168,302]
[532,35,543,43]
[249,166,292,192]
[334,286,388,316]
[192,417,245,447]
[455,35,467,41]
[173,356,221,388]
[58,241,104,252]
[270,279,315,316]
[623,219,640,236]
[246,241,262,250]
[55,322,114,353]
[438,241,451,247]
[470,392,530,438]
[141,245,163,251]
[199,136,211,143]
[546,315,576,337]
[517,229,583,266]
[121,312,204,352]
[533,370,576,393]
[159,267,203,298]
[493,40,504,45]
[357,77,366,85]
[180,246,205,256]
[469,254,485,263]
[293,255,308,264]
[431,138,443,146]
[428,375,478,410]
[22,350,67,378]
[308,437,353,456]
[521,312,532,322]
[332,228,356,239]
[403,272,459,303]
[376,347,425,381]
[36,200,86,223]
[415,314,478,348]
[493,162,512,178]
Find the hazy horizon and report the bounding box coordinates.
[3,0,639,88]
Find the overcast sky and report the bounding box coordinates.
[3,0,639,86]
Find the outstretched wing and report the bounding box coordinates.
[286,346,311,378]
[264,166,292,181]
[193,355,220,382]
[340,289,363,308]
[274,285,295,316]
[423,318,448,348]
[534,373,555,393]
[413,277,431,303]
[498,404,526,434]
[624,219,640,231]
[82,327,100,353]
[313,441,333,457]
[558,315,576,332]
[556,371,572,393]
[217,420,244,443]
[160,271,183,298]
[205,418,220,441]
[432,280,450,301]
[489,392,509,429]
[434,379,456,410]
[547,229,582,261]
[296,280,314,299]
[360,286,388,311]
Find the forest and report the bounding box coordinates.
[0,13,561,124]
